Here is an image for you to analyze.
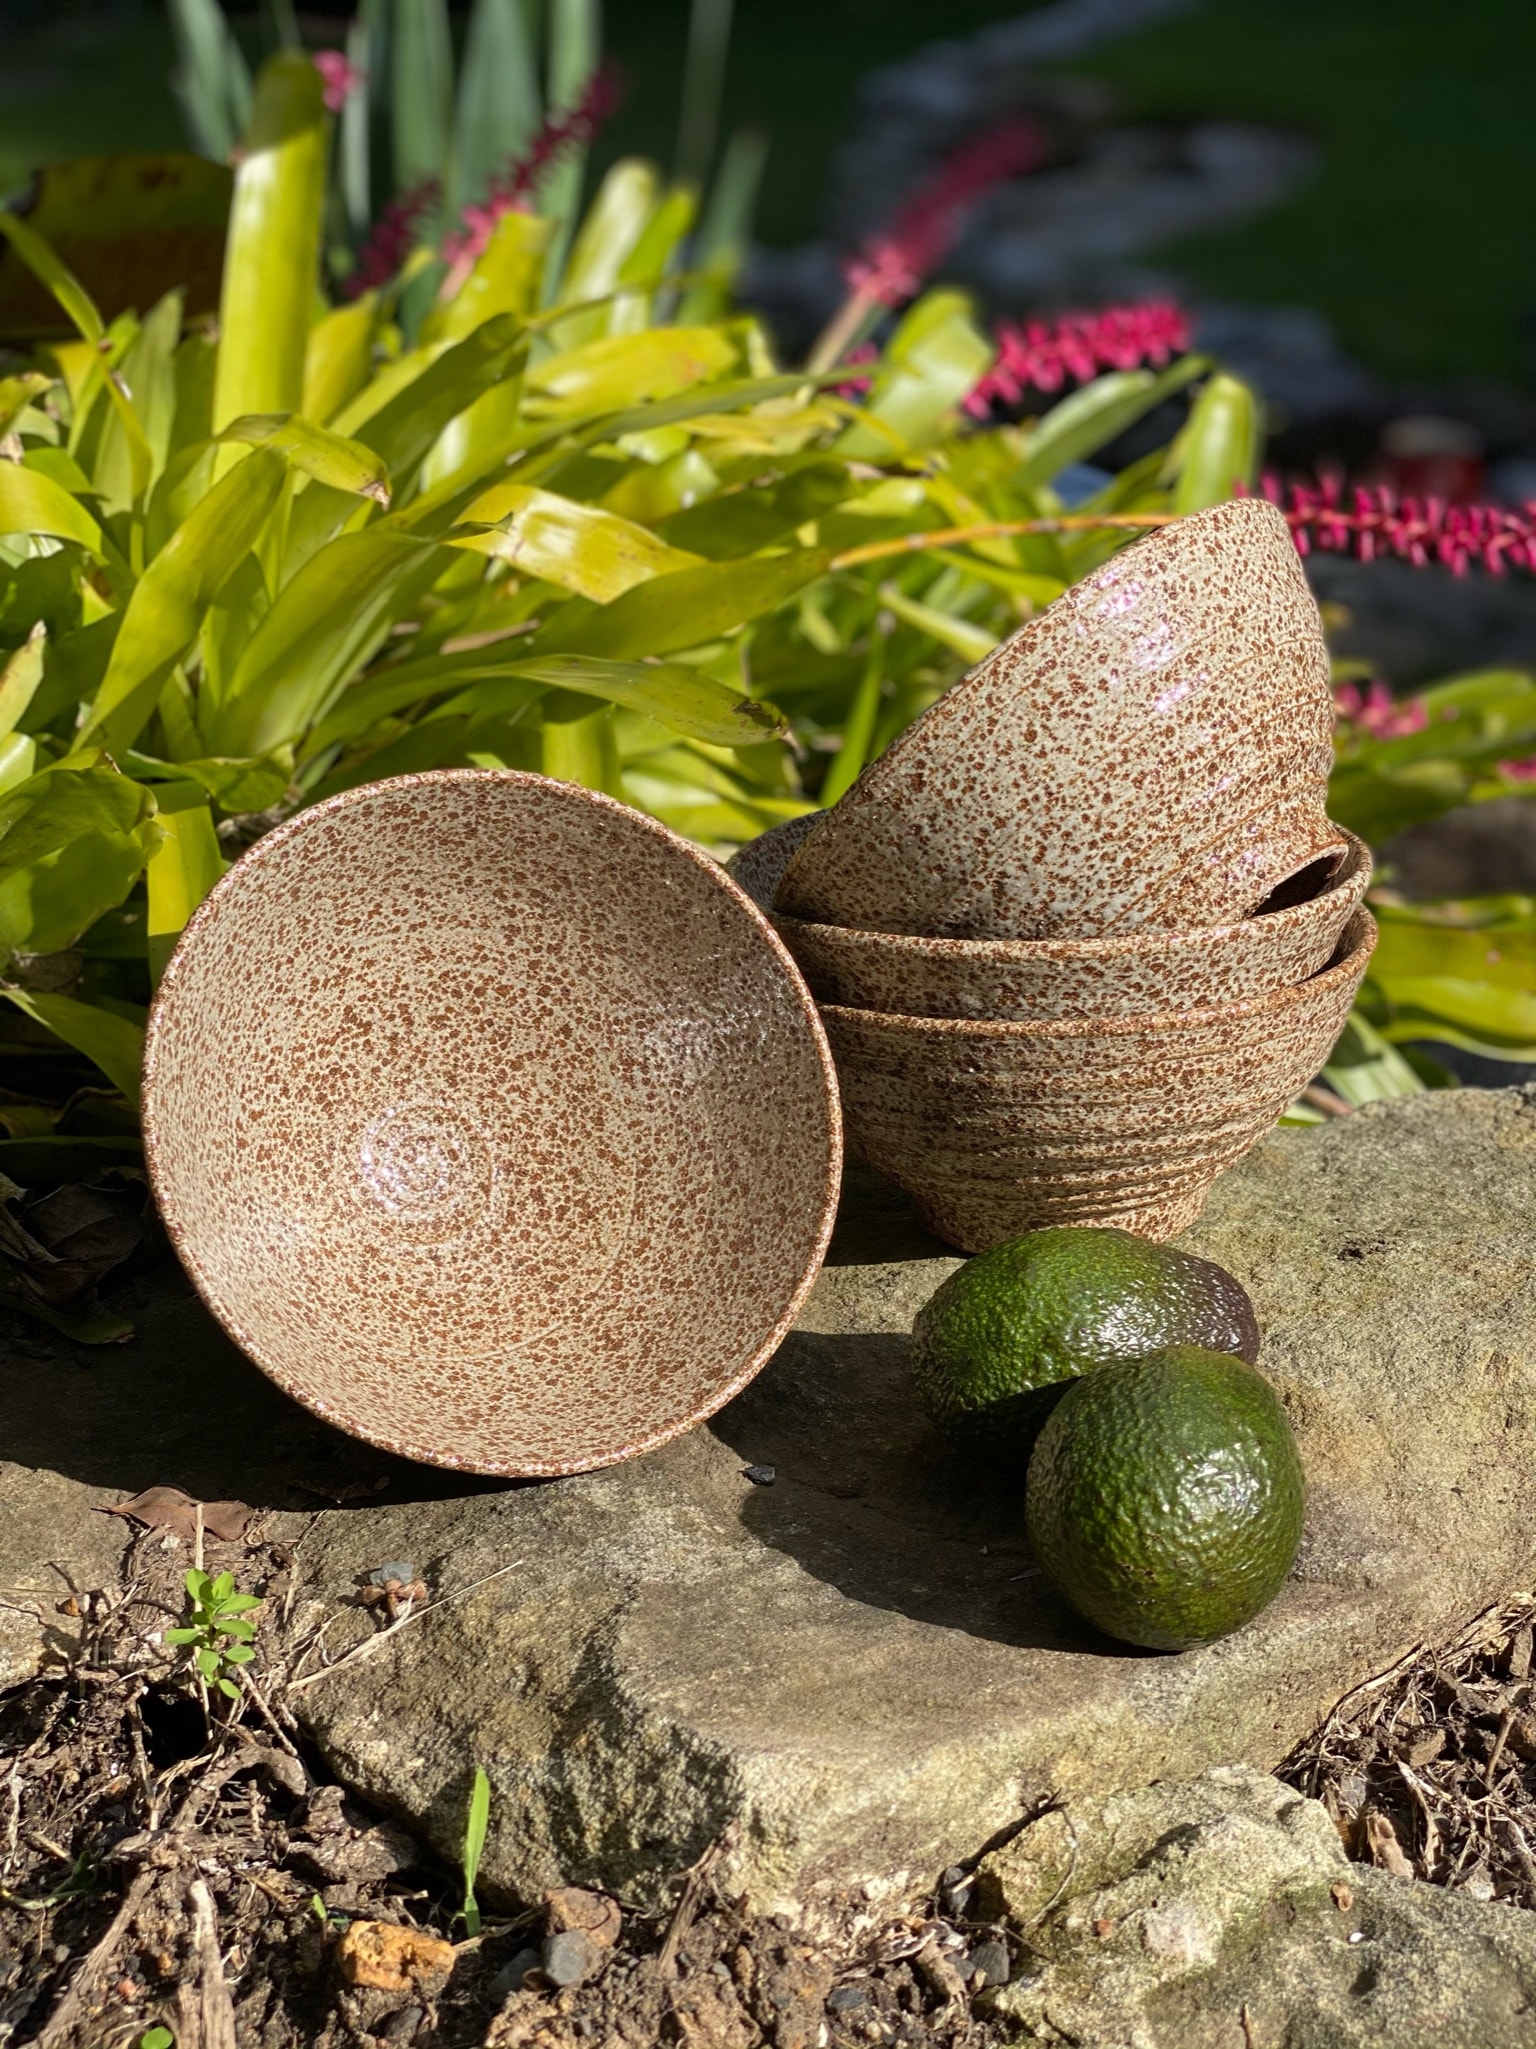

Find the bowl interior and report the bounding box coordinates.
[143,772,840,1476]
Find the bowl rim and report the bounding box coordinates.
[141,768,844,1478]
[774,831,1370,963]
[818,907,1376,1040]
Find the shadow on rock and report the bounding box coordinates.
[711,1322,1139,1658]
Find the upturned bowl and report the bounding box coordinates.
[142,770,843,1477]
[819,909,1376,1252]
[773,830,1371,1019]
[777,498,1341,941]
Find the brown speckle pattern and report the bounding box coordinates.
[777,499,1340,939]
[820,911,1376,1252]
[771,832,1370,1019]
[141,771,842,1477]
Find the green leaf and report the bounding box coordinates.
[508,653,784,743]
[1172,372,1262,513]
[127,747,293,815]
[679,126,768,322]
[145,782,226,982]
[838,290,994,459]
[354,314,527,489]
[455,0,540,210]
[0,465,105,557]
[0,371,52,437]
[462,1765,491,1936]
[1318,1009,1425,1105]
[451,483,702,600]
[539,0,602,290]
[524,326,740,419]
[535,548,831,660]
[212,53,328,431]
[0,626,46,740]
[168,0,253,160]
[209,529,442,756]
[82,447,289,754]
[392,0,454,194]
[217,413,391,503]
[1014,357,1208,492]
[94,290,182,511]
[0,733,37,797]
[302,298,381,427]
[427,211,552,347]
[877,581,998,663]
[0,759,162,961]
[551,159,661,346]
[0,208,106,344]
[1,990,145,1104]
[661,462,855,560]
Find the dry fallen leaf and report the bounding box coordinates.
[335,1921,456,1995]
[100,1486,253,1545]
[1363,1808,1415,1881]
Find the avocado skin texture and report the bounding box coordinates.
[911,1226,1259,1459]
[1024,1346,1304,1652]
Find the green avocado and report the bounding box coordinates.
[911,1226,1259,1458]
[1024,1345,1305,1651]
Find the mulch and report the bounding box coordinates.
[0,1524,1014,2049]
[1280,1590,1536,1905]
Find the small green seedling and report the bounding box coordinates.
[461,1767,491,1938]
[165,1569,260,1700]
[138,2028,175,2049]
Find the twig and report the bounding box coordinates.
[36,1866,158,2046]
[659,1829,734,1978]
[183,1875,238,2049]
[287,1559,525,1694]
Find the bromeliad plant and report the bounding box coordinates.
[0,47,1255,1135]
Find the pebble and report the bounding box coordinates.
[542,1929,599,1988]
[379,2005,422,2042]
[489,1948,542,2000]
[743,1464,776,1486]
[828,1982,869,2012]
[966,1939,1010,1987]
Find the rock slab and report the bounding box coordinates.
[5,1091,1536,1913]
[980,1766,1536,2048]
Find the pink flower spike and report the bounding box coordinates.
[965,300,1192,416]
[314,49,365,113]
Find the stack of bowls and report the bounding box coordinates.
[731,500,1376,1253]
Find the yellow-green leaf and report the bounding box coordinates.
[0,758,162,959]
[146,782,226,982]
[212,53,328,431]
[1,989,144,1105]
[524,326,740,419]
[507,653,785,744]
[81,446,288,754]
[450,484,702,600]
[1173,372,1262,513]
[302,297,379,426]
[0,464,104,556]
[535,548,831,660]
[217,412,391,503]
[0,626,46,740]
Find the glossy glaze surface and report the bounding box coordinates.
[777,500,1339,940]
[773,833,1370,1019]
[820,911,1376,1251]
[142,771,843,1476]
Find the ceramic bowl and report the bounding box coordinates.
[724,811,822,910]
[776,498,1341,941]
[819,909,1376,1251]
[773,831,1370,1019]
[142,770,842,1477]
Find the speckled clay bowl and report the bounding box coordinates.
[142,771,843,1477]
[777,498,1341,941]
[819,909,1376,1251]
[772,831,1370,1019]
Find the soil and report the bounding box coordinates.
[0,1524,1013,2049]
